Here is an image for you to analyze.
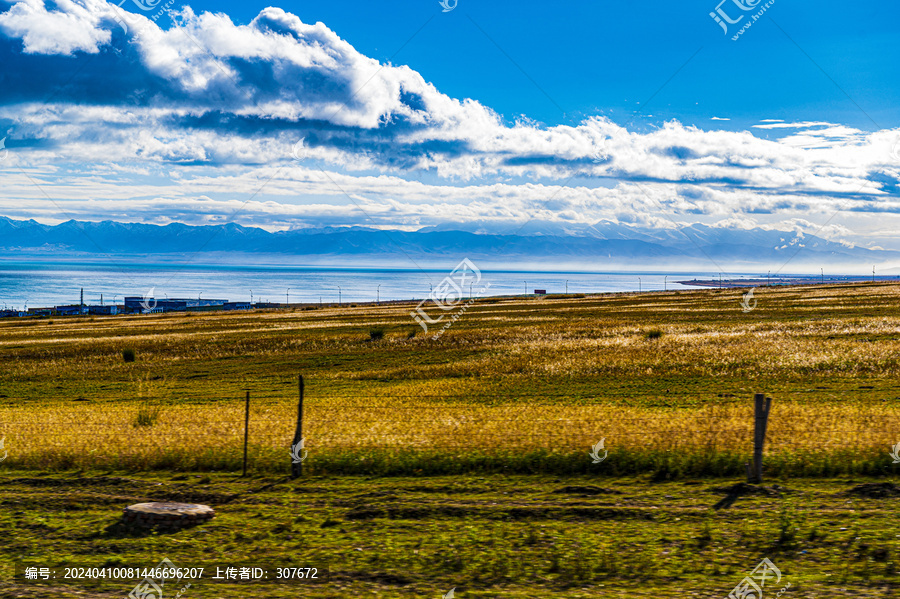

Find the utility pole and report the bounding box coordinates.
[565,280,568,294]
[286,288,290,305]
[638,277,641,293]
[524,281,527,296]
[337,286,341,306]
[821,268,824,284]
[377,284,380,304]
[664,275,667,291]
[767,270,770,286]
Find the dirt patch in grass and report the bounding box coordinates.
[845,482,900,498]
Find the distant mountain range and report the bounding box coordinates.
[1,216,897,272]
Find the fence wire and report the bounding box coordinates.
[2,388,900,464]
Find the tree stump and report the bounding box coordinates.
[123,502,215,530]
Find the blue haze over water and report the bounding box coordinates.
[0,261,746,309]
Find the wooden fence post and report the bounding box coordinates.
[291,375,305,479]
[242,390,250,477]
[748,393,773,484]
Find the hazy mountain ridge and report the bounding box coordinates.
[0,217,895,270]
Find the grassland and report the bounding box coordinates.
[1,282,900,597]
[3,472,900,598]
[1,282,899,476]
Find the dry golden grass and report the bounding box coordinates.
[3,395,899,473]
[1,282,899,474]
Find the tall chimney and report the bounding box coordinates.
[80,288,84,307]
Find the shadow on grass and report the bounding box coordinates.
[96,520,209,539]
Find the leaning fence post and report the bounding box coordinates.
[242,390,250,477]
[291,375,305,479]
[748,393,773,484]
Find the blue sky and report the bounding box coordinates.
[0,0,899,253]
[184,0,900,131]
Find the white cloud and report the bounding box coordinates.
[0,0,112,54]
[0,0,898,248]
[752,121,835,130]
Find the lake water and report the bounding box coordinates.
[0,260,774,309]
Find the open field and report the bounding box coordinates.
[2,472,900,598]
[1,282,900,475]
[2,282,900,597]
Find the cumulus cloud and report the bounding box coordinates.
[0,0,899,247]
[0,0,112,54]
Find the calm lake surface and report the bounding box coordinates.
[0,260,794,309]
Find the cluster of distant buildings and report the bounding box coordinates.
[0,289,281,319]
